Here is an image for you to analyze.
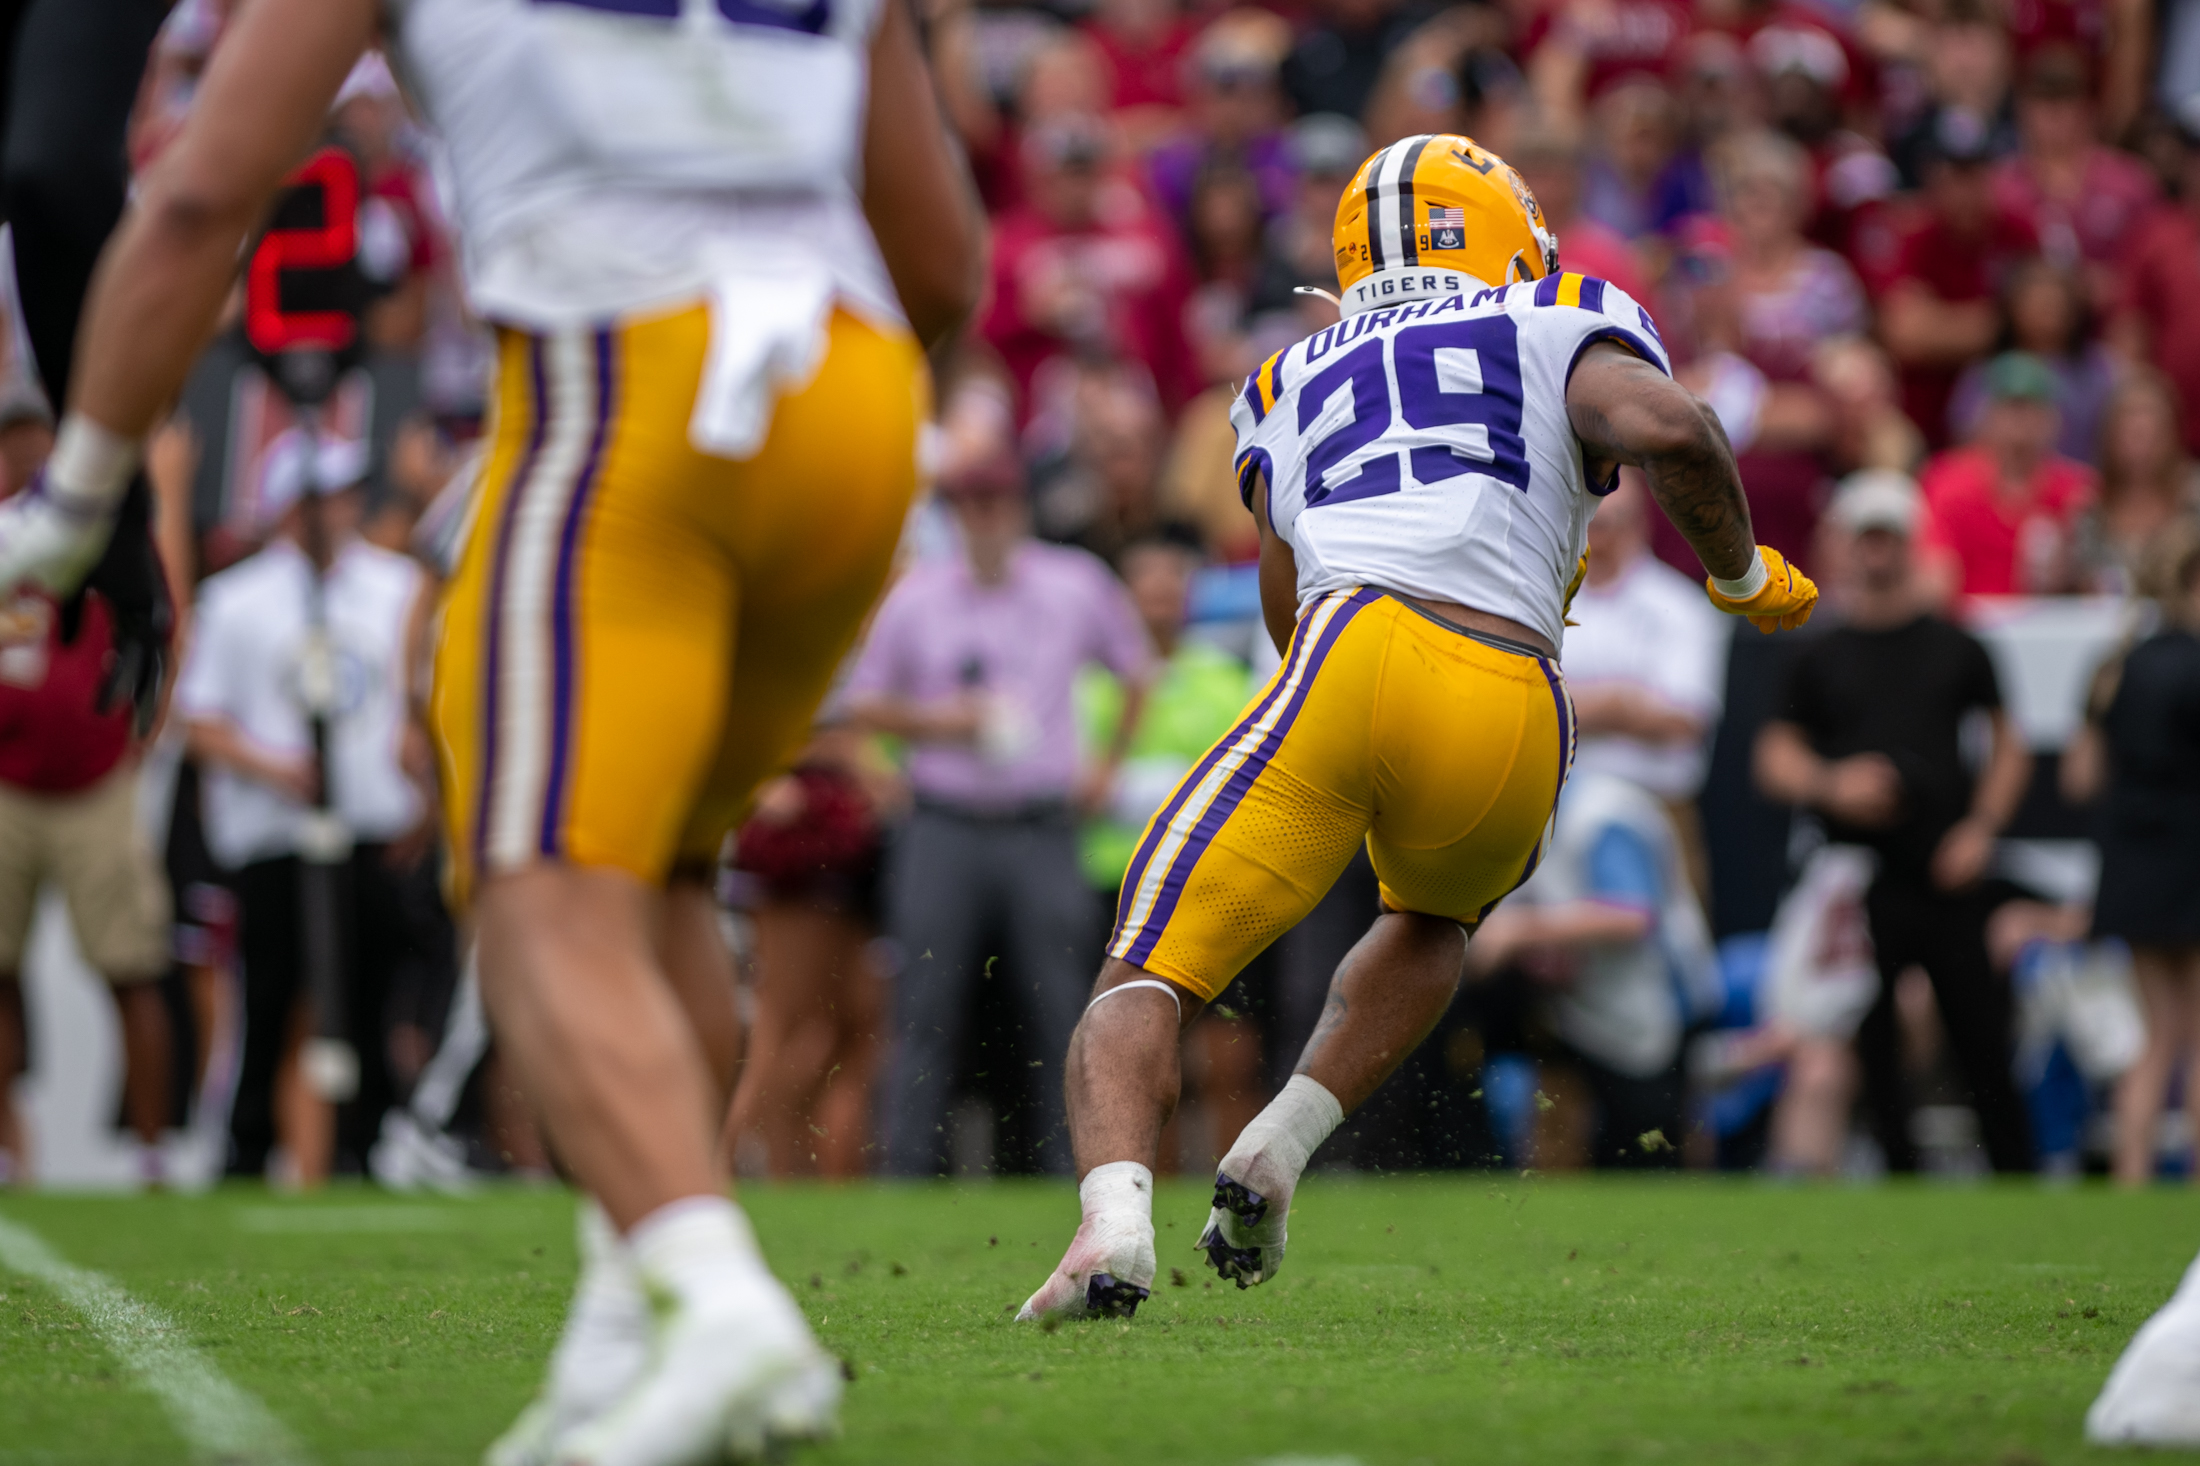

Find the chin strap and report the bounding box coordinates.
[1292,285,1342,307]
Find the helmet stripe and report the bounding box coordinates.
[1363,144,1391,271]
[1393,134,1432,266]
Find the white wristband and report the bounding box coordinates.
[47,414,142,515]
[1710,552,1768,601]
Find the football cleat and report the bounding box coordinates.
[552,1262,840,1466]
[2087,1247,2200,1447]
[1197,1171,1288,1288]
[486,1208,651,1466]
[1017,1210,1156,1321]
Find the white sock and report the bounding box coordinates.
[626,1195,762,1308]
[1080,1160,1154,1228]
[1221,1075,1343,1187]
[573,1200,638,1305]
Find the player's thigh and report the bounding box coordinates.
[1366,630,1569,924]
[671,310,924,865]
[433,320,736,896]
[47,767,169,981]
[1107,589,1386,1001]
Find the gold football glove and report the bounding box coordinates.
[1705,545,1818,634]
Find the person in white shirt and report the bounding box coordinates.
[1563,471,1729,802]
[174,430,434,1188]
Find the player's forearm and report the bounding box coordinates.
[71,199,260,442]
[1635,409,1756,583]
[864,0,986,347]
[1568,347,1755,581]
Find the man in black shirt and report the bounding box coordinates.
[1756,472,2035,1172]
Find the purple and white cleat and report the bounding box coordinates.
[1018,1206,1156,1321]
[1197,1171,1289,1288]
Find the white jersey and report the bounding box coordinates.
[1231,270,1670,651]
[387,0,899,329]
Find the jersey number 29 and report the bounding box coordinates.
[1297,314,1529,508]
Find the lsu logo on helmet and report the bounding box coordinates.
[1332,135,1560,313]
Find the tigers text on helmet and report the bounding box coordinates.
[1331,134,1560,316]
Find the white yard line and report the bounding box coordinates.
[0,1213,309,1466]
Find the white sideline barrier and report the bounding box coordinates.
[1965,595,2141,751]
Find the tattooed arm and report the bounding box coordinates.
[1566,342,1756,582]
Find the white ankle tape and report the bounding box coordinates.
[1079,1160,1154,1218]
[1085,978,1182,1019]
[1223,1074,1344,1180]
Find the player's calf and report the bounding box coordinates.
[1018,1162,1157,1320]
[1197,1075,1342,1289]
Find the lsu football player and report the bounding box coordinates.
[1021,135,1816,1321]
[0,0,980,1462]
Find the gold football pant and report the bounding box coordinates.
[432,305,925,901]
[1107,588,1574,1000]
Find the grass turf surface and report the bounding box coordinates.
[0,1178,2195,1465]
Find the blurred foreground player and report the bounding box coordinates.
[0,1,981,1463]
[1021,135,1819,1319]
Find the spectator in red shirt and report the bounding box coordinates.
[1877,109,2041,449]
[0,401,174,1186]
[2111,119,2200,456]
[1519,0,1691,121]
[1081,0,1194,151]
[983,115,1199,424]
[1991,46,2156,317]
[1918,351,2097,599]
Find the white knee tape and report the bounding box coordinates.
[1085,977,1183,1020]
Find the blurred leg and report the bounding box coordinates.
[273,998,332,1187]
[1921,890,2033,1173]
[1188,1012,1265,1162]
[810,919,884,1177]
[476,864,718,1229]
[228,858,301,1178]
[109,981,170,1149]
[2115,945,2185,1186]
[0,976,25,1179]
[724,899,845,1177]
[1770,1036,1856,1176]
[998,817,1098,1175]
[879,813,990,1176]
[1856,884,1921,1174]
[658,874,741,1117]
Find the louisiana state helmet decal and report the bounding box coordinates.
[1333,134,1561,308]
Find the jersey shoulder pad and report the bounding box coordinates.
[1230,348,1291,507]
[1518,272,1671,376]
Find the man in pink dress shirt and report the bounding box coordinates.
[846,450,1154,1174]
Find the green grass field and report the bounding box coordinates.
[1,1177,2195,1465]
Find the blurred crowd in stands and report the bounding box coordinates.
[3,0,2200,1191]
